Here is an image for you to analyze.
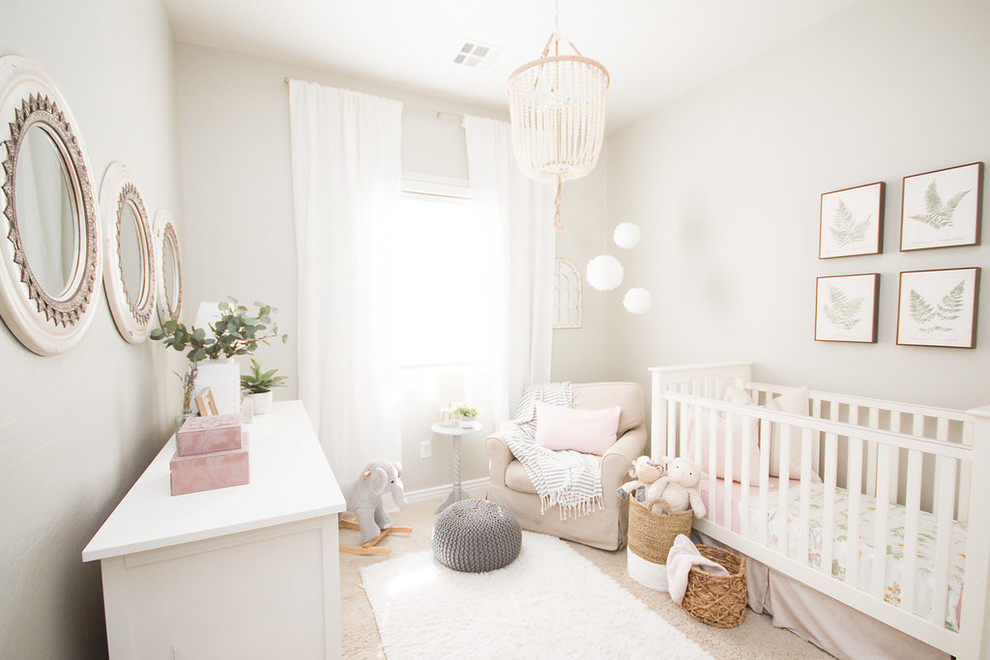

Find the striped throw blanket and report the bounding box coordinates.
[502,382,604,520]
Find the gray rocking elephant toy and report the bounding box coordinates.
[341,460,409,547]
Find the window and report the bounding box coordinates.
[387,183,490,366]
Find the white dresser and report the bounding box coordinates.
[83,401,345,659]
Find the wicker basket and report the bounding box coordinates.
[681,545,747,628]
[627,497,693,564]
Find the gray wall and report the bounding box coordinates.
[0,0,184,657]
[174,43,609,492]
[606,0,990,421]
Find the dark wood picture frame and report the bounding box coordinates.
[819,182,885,259]
[896,267,980,348]
[900,162,983,252]
[815,273,880,343]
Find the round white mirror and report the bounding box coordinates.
[119,201,143,307]
[162,234,177,306]
[154,210,182,325]
[100,162,155,343]
[15,125,79,297]
[0,56,101,355]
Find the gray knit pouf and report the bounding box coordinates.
[432,499,522,572]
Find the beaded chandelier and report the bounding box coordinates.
[506,2,609,230]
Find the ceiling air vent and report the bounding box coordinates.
[453,40,503,70]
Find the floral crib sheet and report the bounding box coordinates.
[745,482,966,631]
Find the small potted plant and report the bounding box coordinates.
[456,404,480,428]
[240,358,287,415]
[150,298,287,415]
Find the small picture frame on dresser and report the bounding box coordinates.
[900,162,983,251]
[815,273,880,343]
[819,182,885,259]
[896,267,980,348]
[195,388,219,416]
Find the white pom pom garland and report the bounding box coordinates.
[623,288,652,314]
[586,255,624,291]
[612,222,642,249]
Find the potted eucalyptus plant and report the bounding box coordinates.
[150,298,287,416]
[240,359,287,415]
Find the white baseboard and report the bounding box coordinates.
[403,477,490,503]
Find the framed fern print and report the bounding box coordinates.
[900,162,983,251]
[819,182,884,258]
[897,268,980,348]
[815,274,879,343]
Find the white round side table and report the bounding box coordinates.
[431,421,483,513]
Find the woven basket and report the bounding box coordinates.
[681,545,747,628]
[627,497,693,565]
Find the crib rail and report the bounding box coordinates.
[648,366,990,658]
[747,380,974,522]
[658,374,974,521]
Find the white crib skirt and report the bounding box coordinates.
[694,531,948,660]
[627,548,669,592]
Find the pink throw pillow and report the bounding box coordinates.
[535,402,622,456]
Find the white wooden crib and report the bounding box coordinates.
[650,362,990,658]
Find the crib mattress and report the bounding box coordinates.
[701,480,966,631]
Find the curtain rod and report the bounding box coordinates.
[283,76,464,121]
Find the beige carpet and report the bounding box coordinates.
[339,488,831,659]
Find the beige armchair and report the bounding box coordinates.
[485,382,647,551]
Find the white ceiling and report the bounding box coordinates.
[164,0,859,130]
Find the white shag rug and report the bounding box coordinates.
[360,531,712,659]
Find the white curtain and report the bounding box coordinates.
[463,115,555,425]
[288,80,403,479]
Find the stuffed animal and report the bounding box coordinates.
[616,456,664,502]
[651,456,706,518]
[341,460,408,544]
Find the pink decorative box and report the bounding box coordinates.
[176,413,243,457]
[169,442,249,496]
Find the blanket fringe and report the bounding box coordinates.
[540,492,606,520]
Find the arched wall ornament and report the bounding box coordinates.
[153,209,182,326]
[99,162,156,343]
[553,258,582,329]
[0,55,101,355]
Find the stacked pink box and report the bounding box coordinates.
[170,413,249,496]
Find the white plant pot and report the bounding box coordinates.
[459,415,478,428]
[193,358,240,415]
[246,390,273,416]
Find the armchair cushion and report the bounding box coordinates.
[571,382,644,436]
[504,460,539,494]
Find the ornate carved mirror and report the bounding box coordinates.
[100,163,155,342]
[154,210,182,325]
[0,56,101,355]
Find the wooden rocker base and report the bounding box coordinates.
[338,519,412,556]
